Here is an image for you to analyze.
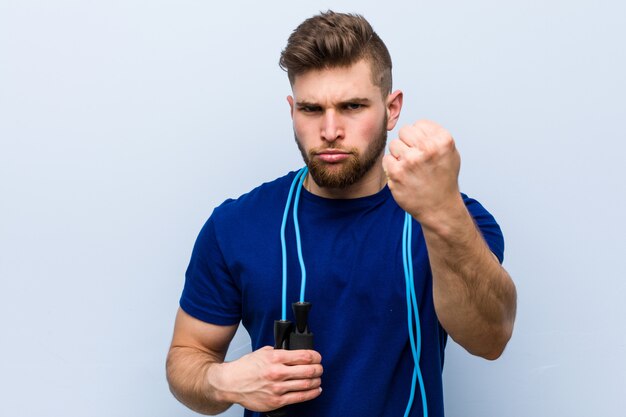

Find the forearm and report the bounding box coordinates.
[166,346,231,415]
[419,196,517,359]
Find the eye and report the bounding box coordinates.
[344,103,363,111]
[299,105,321,113]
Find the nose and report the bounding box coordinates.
[321,110,344,142]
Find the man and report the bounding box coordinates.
[166,10,516,417]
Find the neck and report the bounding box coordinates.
[304,160,387,199]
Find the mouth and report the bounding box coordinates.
[314,149,352,163]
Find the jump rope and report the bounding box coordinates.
[271,166,428,417]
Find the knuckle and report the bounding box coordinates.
[405,150,421,164]
[294,392,308,403]
[253,348,275,360]
[423,144,438,159]
[264,367,282,381]
[269,382,282,395]
[268,397,282,409]
[267,350,278,362]
[444,136,456,151]
[437,133,453,148]
[309,350,322,363]
[308,377,321,389]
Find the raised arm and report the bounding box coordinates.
[383,120,517,359]
[166,308,323,415]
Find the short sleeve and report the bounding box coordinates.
[462,194,505,264]
[180,214,242,325]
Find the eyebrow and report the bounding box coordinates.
[295,97,372,107]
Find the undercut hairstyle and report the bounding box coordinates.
[279,11,393,97]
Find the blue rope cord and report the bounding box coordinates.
[403,212,428,417]
[293,169,308,302]
[279,167,307,320]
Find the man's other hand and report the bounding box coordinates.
[208,346,323,412]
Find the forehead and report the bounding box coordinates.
[291,60,380,102]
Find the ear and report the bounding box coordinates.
[385,90,403,131]
[287,95,295,119]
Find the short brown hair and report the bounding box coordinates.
[279,11,392,96]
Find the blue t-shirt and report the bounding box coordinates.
[181,170,504,417]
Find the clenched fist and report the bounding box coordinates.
[382,120,462,224]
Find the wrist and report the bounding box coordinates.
[414,194,468,237]
[206,361,234,405]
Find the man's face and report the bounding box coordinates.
[288,60,391,189]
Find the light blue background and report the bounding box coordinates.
[1,1,625,416]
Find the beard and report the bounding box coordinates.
[295,115,388,189]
